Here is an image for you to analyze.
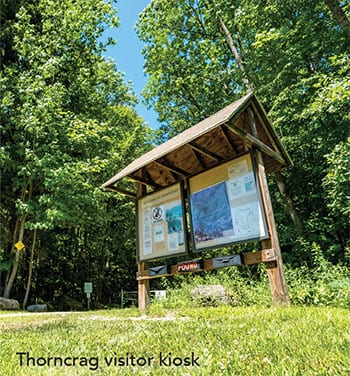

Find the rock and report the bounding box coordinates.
[190,285,231,306]
[27,304,47,312]
[0,297,20,310]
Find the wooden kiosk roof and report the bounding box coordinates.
[102,92,291,198]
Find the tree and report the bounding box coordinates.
[1,0,150,301]
[137,0,349,262]
[137,0,246,139]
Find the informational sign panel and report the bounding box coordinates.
[137,182,188,261]
[84,282,93,294]
[189,153,268,251]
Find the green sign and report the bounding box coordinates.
[84,282,93,294]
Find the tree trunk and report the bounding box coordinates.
[22,228,37,309]
[218,17,254,92]
[3,216,26,299]
[3,179,32,299]
[217,17,301,234]
[274,171,303,235]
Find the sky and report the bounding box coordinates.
[103,0,159,129]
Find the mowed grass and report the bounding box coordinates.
[0,306,349,375]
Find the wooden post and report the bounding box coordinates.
[136,183,150,310]
[248,108,290,305]
[138,262,150,310]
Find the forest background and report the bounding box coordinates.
[0,0,349,310]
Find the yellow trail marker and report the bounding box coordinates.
[14,241,25,251]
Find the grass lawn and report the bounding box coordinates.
[0,306,349,375]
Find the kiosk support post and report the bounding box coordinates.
[248,108,290,305]
[136,183,150,310]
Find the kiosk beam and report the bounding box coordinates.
[248,107,290,305]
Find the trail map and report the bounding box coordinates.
[190,182,234,243]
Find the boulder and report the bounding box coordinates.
[0,297,20,310]
[190,285,231,306]
[27,304,47,312]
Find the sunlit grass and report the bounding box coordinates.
[0,306,349,375]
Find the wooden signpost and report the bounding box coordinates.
[102,92,291,309]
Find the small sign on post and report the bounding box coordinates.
[15,241,25,251]
[84,282,93,310]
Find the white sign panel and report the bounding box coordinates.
[137,182,188,261]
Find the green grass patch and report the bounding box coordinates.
[0,306,349,375]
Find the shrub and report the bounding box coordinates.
[149,243,350,311]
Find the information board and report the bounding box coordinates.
[137,182,188,261]
[188,153,268,251]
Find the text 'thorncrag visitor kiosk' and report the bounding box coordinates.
[102,92,291,309]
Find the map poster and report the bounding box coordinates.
[190,181,235,244]
[137,182,188,261]
[189,153,268,251]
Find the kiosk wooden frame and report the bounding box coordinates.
[102,92,291,308]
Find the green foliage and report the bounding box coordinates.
[322,139,350,255]
[0,0,151,301]
[137,0,245,139]
[149,242,350,311]
[152,267,272,310]
[285,243,350,307]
